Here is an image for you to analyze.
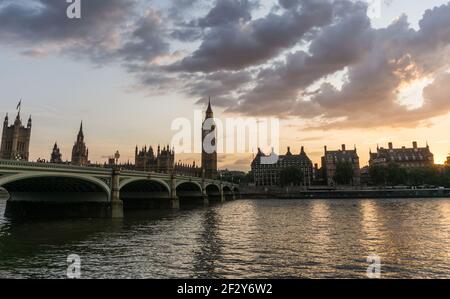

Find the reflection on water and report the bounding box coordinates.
[0,198,450,278]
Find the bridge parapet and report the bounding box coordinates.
[0,160,240,218]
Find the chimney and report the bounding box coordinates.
[413,141,418,149]
[388,142,393,150]
[324,145,328,153]
[342,144,346,151]
[301,146,305,153]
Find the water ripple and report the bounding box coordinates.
[0,198,450,278]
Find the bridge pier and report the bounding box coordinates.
[0,160,240,218]
[203,194,210,206]
[219,184,226,202]
[110,168,124,218]
[201,179,209,206]
[170,175,180,209]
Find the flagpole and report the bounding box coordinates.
[17,99,21,114]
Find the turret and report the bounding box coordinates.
[27,115,32,129]
[77,122,84,142]
[205,97,213,119]
[286,146,292,155]
[3,113,8,127]
[14,110,21,126]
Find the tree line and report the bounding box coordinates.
[368,163,450,187]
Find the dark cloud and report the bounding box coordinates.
[170,0,335,72]
[183,70,253,107]
[198,0,257,28]
[227,2,372,116]
[2,0,450,131]
[227,1,450,130]
[118,10,169,64]
[0,0,136,60]
[278,0,300,9]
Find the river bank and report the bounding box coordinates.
[240,188,450,199]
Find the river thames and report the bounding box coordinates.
[0,197,449,279]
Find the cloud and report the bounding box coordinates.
[2,0,450,132]
[118,10,169,64]
[227,1,372,115]
[227,1,450,129]
[183,70,253,106]
[198,0,257,28]
[170,0,336,72]
[0,0,136,60]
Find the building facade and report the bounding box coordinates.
[174,161,202,177]
[50,142,63,163]
[201,99,218,179]
[321,144,360,187]
[71,122,89,166]
[135,145,175,173]
[0,110,32,161]
[369,142,434,168]
[251,147,314,186]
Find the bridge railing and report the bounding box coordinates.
[0,159,113,172]
[0,160,239,187]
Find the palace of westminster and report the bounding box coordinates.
[0,101,447,186]
[0,101,218,179]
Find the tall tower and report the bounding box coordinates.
[71,122,89,166]
[50,142,63,163]
[0,105,32,161]
[201,98,217,179]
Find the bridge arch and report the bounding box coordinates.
[175,180,202,191]
[119,178,171,209]
[176,181,203,201]
[205,183,220,194]
[119,178,170,193]
[222,185,234,201]
[0,173,111,202]
[223,185,232,193]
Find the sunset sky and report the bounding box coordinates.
[1,0,450,171]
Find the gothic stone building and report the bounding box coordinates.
[0,111,32,161]
[174,161,202,177]
[71,122,89,166]
[202,99,218,179]
[321,144,361,187]
[251,147,314,186]
[134,100,217,178]
[369,142,434,168]
[50,142,63,163]
[135,145,175,173]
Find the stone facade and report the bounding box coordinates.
[71,122,89,166]
[201,99,218,179]
[135,145,175,173]
[0,111,31,161]
[369,142,434,168]
[251,147,314,186]
[50,142,63,163]
[174,161,202,177]
[321,144,360,187]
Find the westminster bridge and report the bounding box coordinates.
[0,160,239,218]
